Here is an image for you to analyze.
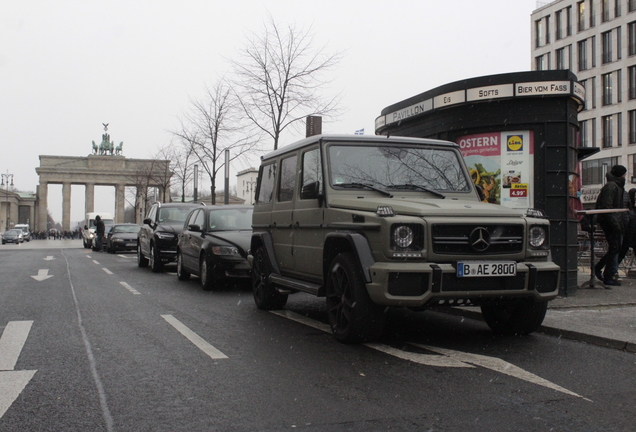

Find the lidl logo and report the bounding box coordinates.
[507,135,523,152]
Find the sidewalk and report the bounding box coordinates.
[542,268,636,352]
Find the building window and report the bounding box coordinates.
[556,48,565,69]
[545,15,551,44]
[589,0,596,27]
[567,6,573,35]
[617,26,622,60]
[630,66,636,99]
[630,110,636,143]
[591,76,597,109]
[536,54,546,71]
[631,0,636,12]
[535,19,543,47]
[602,0,611,22]
[582,157,619,185]
[578,39,588,70]
[581,119,589,146]
[616,0,622,17]
[602,31,613,63]
[618,112,623,147]
[578,1,586,31]
[592,35,597,67]
[603,115,614,148]
[629,22,636,55]
[556,10,563,40]
[603,73,613,105]
[618,69,623,103]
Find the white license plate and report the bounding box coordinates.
[457,261,516,277]
[126,243,136,247]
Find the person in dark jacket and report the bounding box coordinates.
[618,188,636,271]
[94,215,105,252]
[594,165,627,287]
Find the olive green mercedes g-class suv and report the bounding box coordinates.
[249,135,560,343]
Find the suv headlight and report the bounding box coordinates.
[391,223,424,252]
[529,225,548,249]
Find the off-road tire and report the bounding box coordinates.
[325,252,385,344]
[251,247,287,310]
[481,299,548,335]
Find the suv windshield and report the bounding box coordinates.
[158,206,194,225]
[328,144,471,192]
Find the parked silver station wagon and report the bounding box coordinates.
[249,134,560,343]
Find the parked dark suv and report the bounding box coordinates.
[138,202,203,272]
[250,134,560,343]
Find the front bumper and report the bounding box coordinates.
[366,261,560,307]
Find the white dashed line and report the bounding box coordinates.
[119,282,141,295]
[161,315,228,360]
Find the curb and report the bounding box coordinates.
[446,307,636,353]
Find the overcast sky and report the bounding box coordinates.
[1,0,540,225]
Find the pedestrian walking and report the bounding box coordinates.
[618,188,636,271]
[94,215,105,252]
[594,164,627,288]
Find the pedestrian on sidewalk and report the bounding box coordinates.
[618,188,636,272]
[595,164,627,288]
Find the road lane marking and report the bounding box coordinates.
[30,269,53,282]
[0,370,37,419]
[43,256,55,261]
[102,268,113,275]
[92,260,100,265]
[411,343,592,401]
[0,321,33,370]
[271,310,471,367]
[119,282,141,295]
[161,315,228,360]
[62,250,114,431]
[271,310,590,400]
[0,321,37,419]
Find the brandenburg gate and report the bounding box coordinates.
[34,127,171,231]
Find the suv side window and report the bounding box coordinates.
[301,148,322,197]
[256,162,276,203]
[278,155,298,202]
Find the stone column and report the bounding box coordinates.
[115,183,126,223]
[37,182,48,232]
[85,182,95,215]
[62,182,71,231]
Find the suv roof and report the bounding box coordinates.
[261,134,458,161]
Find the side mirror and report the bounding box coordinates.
[188,224,202,232]
[143,218,153,226]
[301,181,323,200]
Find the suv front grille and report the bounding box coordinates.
[432,224,524,255]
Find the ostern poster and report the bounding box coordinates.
[457,131,534,210]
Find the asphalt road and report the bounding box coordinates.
[1,243,635,431]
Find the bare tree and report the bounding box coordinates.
[174,79,261,204]
[231,16,342,150]
[167,138,196,202]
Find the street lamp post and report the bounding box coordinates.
[1,171,14,231]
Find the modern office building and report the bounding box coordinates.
[532,0,636,206]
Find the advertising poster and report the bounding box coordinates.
[457,131,534,210]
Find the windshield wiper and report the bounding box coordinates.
[387,183,446,199]
[337,182,393,197]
